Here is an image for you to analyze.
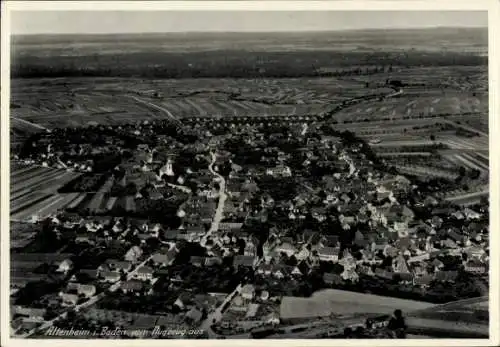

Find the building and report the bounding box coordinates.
[241,284,256,301]
[124,246,143,263]
[233,255,255,269]
[266,165,292,177]
[275,242,298,257]
[121,280,144,293]
[135,266,154,281]
[464,260,487,274]
[99,271,121,283]
[317,246,340,262]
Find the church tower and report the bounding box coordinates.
[165,158,174,176]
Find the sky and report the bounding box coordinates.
[11,11,487,35]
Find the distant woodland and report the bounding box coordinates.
[11,50,486,79]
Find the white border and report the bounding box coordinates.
[1,1,499,347]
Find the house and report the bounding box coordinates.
[12,306,47,322]
[75,235,96,245]
[99,271,121,283]
[56,259,74,274]
[121,280,144,293]
[102,259,133,273]
[466,246,486,260]
[241,284,256,300]
[393,254,411,274]
[152,248,178,267]
[67,283,97,298]
[464,260,487,274]
[463,208,481,220]
[233,255,255,269]
[442,239,457,249]
[323,272,343,286]
[291,266,303,277]
[317,246,340,262]
[266,165,292,177]
[125,246,143,263]
[296,247,310,261]
[218,222,244,232]
[204,256,222,266]
[339,249,356,269]
[341,268,359,282]
[275,242,298,257]
[135,266,154,281]
[60,293,79,306]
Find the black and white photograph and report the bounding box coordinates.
[1,1,498,345]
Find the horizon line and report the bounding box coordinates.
[11,25,488,37]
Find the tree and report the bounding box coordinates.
[286,255,298,267]
[459,166,466,177]
[430,134,436,141]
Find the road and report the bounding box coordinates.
[19,255,154,338]
[200,152,227,247]
[445,190,489,203]
[199,283,243,338]
[440,118,489,137]
[197,151,237,338]
[11,116,49,131]
[129,95,181,125]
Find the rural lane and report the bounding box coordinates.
[129,95,180,124]
[200,152,227,247]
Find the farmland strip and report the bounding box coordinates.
[11,170,71,194]
[106,197,118,211]
[66,193,88,210]
[10,167,51,184]
[10,194,53,216]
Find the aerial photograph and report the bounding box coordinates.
[7,9,490,340]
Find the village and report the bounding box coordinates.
[9,115,489,338]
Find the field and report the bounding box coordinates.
[10,163,82,221]
[406,296,489,337]
[279,289,435,320]
[10,77,393,129]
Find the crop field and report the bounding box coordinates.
[332,92,487,124]
[10,77,395,129]
[441,151,489,172]
[10,163,82,221]
[370,135,488,151]
[352,66,487,92]
[279,289,435,320]
[406,296,488,337]
[64,193,138,214]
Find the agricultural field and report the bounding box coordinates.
[10,77,393,130]
[280,289,435,320]
[406,296,489,338]
[332,92,486,124]
[10,163,82,221]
